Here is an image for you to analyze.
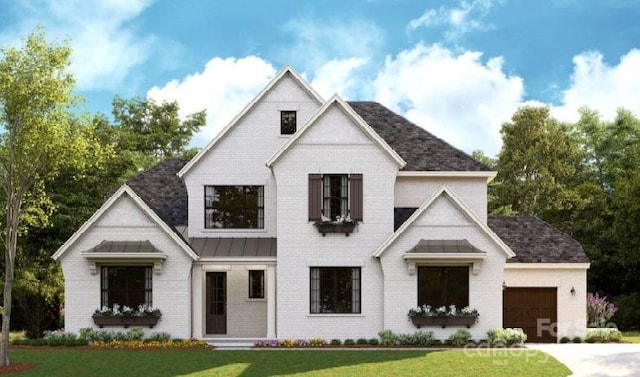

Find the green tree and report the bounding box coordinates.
[492,106,581,216]
[0,29,101,365]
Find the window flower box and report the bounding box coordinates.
[409,315,478,329]
[92,305,161,328]
[314,215,358,236]
[408,304,479,328]
[92,315,160,328]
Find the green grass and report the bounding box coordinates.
[6,348,571,377]
[623,331,640,343]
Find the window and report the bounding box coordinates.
[101,266,152,308]
[417,266,469,308]
[204,186,264,229]
[308,174,362,221]
[248,270,265,299]
[310,267,361,314]
[281,111,297,134]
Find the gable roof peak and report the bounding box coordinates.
[178,65,324,178]
[266,95,406,168]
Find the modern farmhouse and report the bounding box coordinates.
[53,66,589,343]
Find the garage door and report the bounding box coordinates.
[503,287,557,343]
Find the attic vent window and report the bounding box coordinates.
[281,111,297,135]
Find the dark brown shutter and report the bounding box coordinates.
[308,174,322,221]
[349,174,363,220]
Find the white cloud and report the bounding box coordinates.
[281,18,384,72]
[1,0,155,90]
[552,49,640,122]
[408,0,498,41]
[147,56,277,147]
[310,58,368,99]
[373,43,524,156]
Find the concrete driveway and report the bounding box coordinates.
[528,343,640,377]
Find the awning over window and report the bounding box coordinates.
[403,239,487,275]
[190,238,277,258]
[81,240,167,275]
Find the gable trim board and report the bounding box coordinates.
[178,65,324,178]
[52,184,198,261]
[373,185,515,259]
[265,95,407,169]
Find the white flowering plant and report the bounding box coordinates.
[408,304,478,318]
[93,304,161,318]
[315,213,357,225]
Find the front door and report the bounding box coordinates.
[206,272,226,334]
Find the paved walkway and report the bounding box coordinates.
[527,343,640,377]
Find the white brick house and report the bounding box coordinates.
[53,66,589,343]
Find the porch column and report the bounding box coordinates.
[267,264,276,338]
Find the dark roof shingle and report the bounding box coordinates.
[126,158,189,227]
[348,101,491,172]
[488,215,589,263]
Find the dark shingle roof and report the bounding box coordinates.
[488,215,589,263]
[393,209,589,263]
[348,101,491,172]
[126,158,189,227]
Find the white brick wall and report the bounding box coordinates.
[272,103,399,339]
[183,74,321,239]
[504,266,588,340]
[58,194,193,339]
[379,195,506,341]
[395,177,488,222]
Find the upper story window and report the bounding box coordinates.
[281,111,297,135]
[204,186,264,229]
[308,174,362,221]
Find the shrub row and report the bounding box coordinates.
[10,328,198,348]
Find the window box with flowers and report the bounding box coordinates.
[314,215,358,236]
[92,304,162,328]
[408,304,479,328]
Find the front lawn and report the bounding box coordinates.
[5,348,571,377]
[623,331,640,343]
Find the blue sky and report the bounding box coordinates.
[1,0,639,156]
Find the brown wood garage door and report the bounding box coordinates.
[503,287,557,343]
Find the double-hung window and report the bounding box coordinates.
[248,270,265,299]
[204,185,264,229]
[101,266,152,308]
[308,174,363,221]
[310,267,361,314]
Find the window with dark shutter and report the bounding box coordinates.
[308,174,322,221]
[349,174,363,220]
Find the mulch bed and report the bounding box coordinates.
[0,362,35,374]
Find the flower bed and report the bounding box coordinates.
[314,215,358,236]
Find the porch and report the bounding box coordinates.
[190,237,277,339]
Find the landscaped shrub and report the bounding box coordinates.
[487,328,527,345]
[308,338,326,347]
[92,339,208,349]
[330,339,341,346]
[397,331,435,346]
[587,292,618,327]
[378,330,398,346]
[145,332,171,342]
[560,336,571,343]
[356,338,368,345]
[585,328,623,342]
[447,329,472,346]
[343,339,355,346]
[125,327,145,341]
[368,338,379,345]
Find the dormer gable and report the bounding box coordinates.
[178,65,324,178]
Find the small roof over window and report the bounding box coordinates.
[408,239,486,254]
[403,239,487,276]
[81,240,167,275]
